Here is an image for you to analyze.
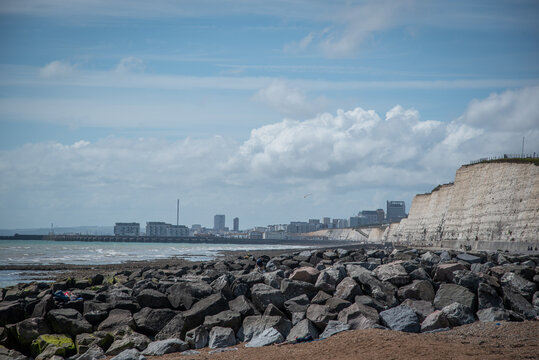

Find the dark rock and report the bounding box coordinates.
[228,295,256,317]
[46,308,92,336]
[73,345,106,360]
[502,287,538,319]
[15,317,50,347]
[236,272,264,288]
[325,297,351,313]
[456,253,481,264]
[0,301,26,326]
[306,304,337,330]
[434,284,476,311]
[109,348,145,360]
[347,266,397,307]
[263,303,285,317]
[380,305,420,333]
[452,270,482,292]
[133,307,176,336]
[106,332,150,356]
[477,307,512,322]
[280,279,317,300]
[314,266,346,294]
[283,294,310,315]
[136,289,170,309]
[182,293,228,331]
[477,283,503,310]
[334,277,362,301]
[203,310,242,332]
[420,251,440,264]
[354,295,387,312]
[440,302,475,327]
[420,310,449,332]
[409,268,432,281]
[291,311,306,325]
[32,295,56,318]
[245,327,284,347]
[141,339,189,356]
[263,271,283,289]
[286,319,319,341]
[250,283,285,312]
[400,299,435,322]
[208,327,236,349]
[319,320,350,339]
[211,274,235,300]
[97,309,136,331]
[500,272,536,301]
[185,325,208,349]
[84,310,109,325]
[155,314,187,340]
[397,280,434,302]
[166,282,212,310]
[289,267,320,284]
[311,291,332,305]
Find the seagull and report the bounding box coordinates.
[304,193,312,198]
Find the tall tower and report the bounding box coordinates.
[176,199,180,226]
[233,217,239,232]
[214,215,225,231]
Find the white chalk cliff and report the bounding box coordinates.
[386,162,539,252]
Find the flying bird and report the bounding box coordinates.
[304,193,312,198]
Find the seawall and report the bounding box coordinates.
[386,162,539,252]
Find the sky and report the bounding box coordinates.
[1,0,538,230]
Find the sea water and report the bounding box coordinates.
[0,239,307,287]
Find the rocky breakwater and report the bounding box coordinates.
[386,162,539,252]
[1,247,538,360]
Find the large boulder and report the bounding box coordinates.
[46,308,92,336]
[211,274,236,300]
[347,266,397,307]
[338,303,379,326]
[228,295,256,317]
[250,283,285,312]
[155,314,187,340]
[314,266,346,293]
[136,289,170,309]
[283,294,310,315]
[319,320,350,339]
[286,319,319,342]
[476,308,512,322]
[334,277,362,301]
[133,308,176,336]
[456,253,481,264]
[440,303,475,327]
[433,263,467,282]
[420,310,449,332]
[31,334,76,358]
[182,293,228,331]
[208,327,236,349]
[325,297,351,314]
[97,309,135,331]
[306,304,337,330]
[452,270,482,292]
[237,315,292,342]
[500,272,536,301]
[477,283,503,310]
[203,310,242,333]
[434,284,476,311]
[400,299,435,322]
[280,279,317,300]
[109,348,145,360]
[397,280,435,302]
[502,287,538,319]
[379,305,420,333]
[373,262,410,286]
[185,325,208,349]
[245,327,283,347]
[105,332,150,356]
[0,302,26,326]
[15,317,50,347]
[289,267,320,284]
[166,282,213,310]
[141,339,189,356]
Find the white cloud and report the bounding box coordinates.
[40,60,76,78]
[252,80,329,118]
[115,56,145,73]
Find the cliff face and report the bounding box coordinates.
[386,162,539,252]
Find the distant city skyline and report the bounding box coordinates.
[1,1,538,229]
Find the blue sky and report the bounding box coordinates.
[1,0,538,229]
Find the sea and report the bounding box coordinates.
[0,239,308,288]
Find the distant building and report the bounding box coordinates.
[387,201,406,222]
[287,221,317,233]
[233,217,239,232]
[114,222,140,236]
[146,222,168,237]
[376,209,385,223]
[349,216,361,227]
[322,217,331,226]
[167,225,189,237]
[332,219,348,229]
[214,215,225,231]
[249,231,263,240]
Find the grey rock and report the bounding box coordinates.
[311,291,332,304]
[291,311,306,325]
[166,282,213,310]
[314,266,346,293]
[306,304,337,330]
[136,289,170,309]
[110,348,146,360]
[263,271,283,289]
[185,325,208,349]
[142,339,189,356]
[182,293,228,331]
[211,274,235,300]
[452,270,482,292]
[420,310,449,332]
[155,314,187,340]
[354,295,387,312]
[503,287,538,319]
[72,345,106,360]
[228,295,256,317]
[397,280,435,302]
[420,251,440,264]
[500,272,536,301]
[237,315,292,342]
[456,253,481,264]
[208,326,236,349]
[263,303,285,317]
[477,307,512,322]
[433,263,468,282]
[338,303,379,325]
[46,308,93,336]
[373,262,410,286]
[286,319,319,342]
[325,297,351,313]
[15,317,50,347]
[203,310,242,332]
[133,307,176,336]
[478,283,503,310]
[180,350,200,355]
[106,332,151,356]
[434,284,476,311]
[250,283,285,312]
[289,267,320,284]
[400,299,435,322]
[319,320,350,339]
[280,279,317,300]
[284,294,310,315]
[409,268,432,282]
[334,277,362,301]
[97,309,135,331]
[245,327,284,347]
[379,305,420,333]
[0,346,31,360]
[440,302,475,327]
